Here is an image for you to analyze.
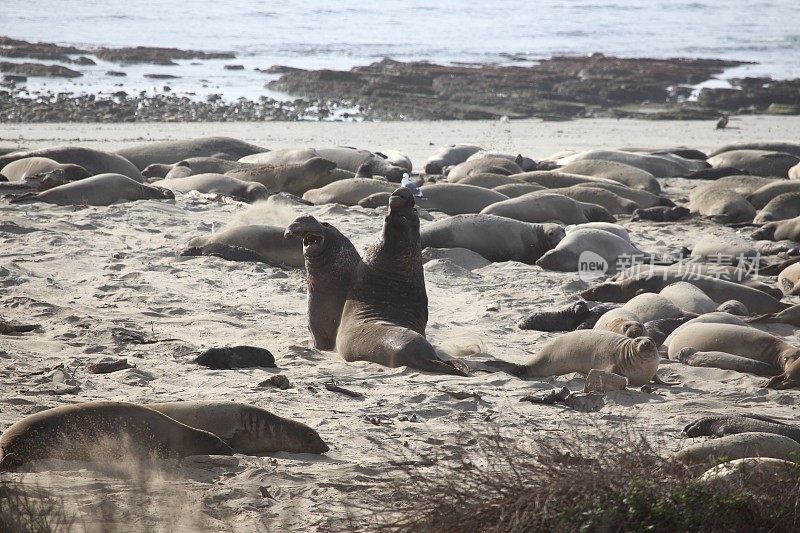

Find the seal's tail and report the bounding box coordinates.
[434,332,487,359]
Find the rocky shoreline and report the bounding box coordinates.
[1,35,799,122]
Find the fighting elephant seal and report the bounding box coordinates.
[115,136,267,170]
[284,215,362,350]
[707,150,800,178]
[667,323,800,389]
[481,192,615,224]
[751,215,800,242]
[754,192,800,223]
[0,146,143,181]
[424,144,483,174]
[333,188,469,375]
[535,228,645,273]
[420,214,565,264]
[502,330,660,386]
[152,173,269,202]
[9,173,173,206]
[182,224,304,268]
[303,178,396,205]
[553,160,662,193]
[147,401,328,454]
[0,401,232,470]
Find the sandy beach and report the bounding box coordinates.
[2,116,800,531]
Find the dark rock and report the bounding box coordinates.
[0,62,81,78]
[144,73,179,79]
[106,70,127,77]
[224,64,245,70]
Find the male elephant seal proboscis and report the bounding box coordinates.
[536,228,646,273]
[0,146,143,182]
[517,301,590,331]
[182,224,304,268]
[420,214,565,264]
[146,401,328,454]
[152,173,269,202]
[9,173,174,206]
[481,192,615,225]
[284,215,362,350]
[497,330,660,386]
[667,323,800,389]
[0,402,232,470]
[332,188,469,375]
[423,144,483,175]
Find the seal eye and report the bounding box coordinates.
[304,235,321,246]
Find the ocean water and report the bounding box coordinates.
[2,0,799,100]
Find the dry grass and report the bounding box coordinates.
[351,427,800,533]
[0,479,74,533]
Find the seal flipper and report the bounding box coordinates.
[7,191,41,204]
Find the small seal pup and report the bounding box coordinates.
[0,401,232,470]
[517,301,590,331]
[147,402,329,454]
[496,330,660,386]
[284,214,362,350]
[632,205,690,222]
[336,188,468,375]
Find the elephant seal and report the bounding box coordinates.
[553,160,662,193]
[481,192,615,224]
[535,228,645,273]
[690,234,757,263]
[459,172,528,189]
[592,307,645,338]
[504,331,660,386]
[0,401,232,470]
[675,347,776,376]
[667,323,800,388]
[182,224,304,268]
[754,192,800,223]
[150,156,242,179]
[688,184,755,223]
[446,157,523,181]
[791,162,800,180]
[643,316,695,347]
[632,206,690,222]
[622,292,688,322]
[146,401,328,454]
[717,300,749,316]
[581,271,787,314]
[659,282,717,314]
[674,432,800,473]
[576,181,673,208]
[152,173,269,202]
[424,144,482,174]
[684,414,800,443]
[492,182,546,197]
[542,186,638,214]
[751,215,800,242]
[511,170,618,189]
[746,181,800,209]
[420,214,565,264]
[466,151,537,172]
[410,183,508,215]
[707,150,800,177]
[778,263,800,296]
[376,149,412,172]
[517,301,590,331]
[1,156,60,180]
[284,215,361,350]
[115,137,267,170]
[663,312,749,346]
[618,146,708,160]
[225,158,339,196]
[314,147,406,182]
[9,173,173,206]
[555,150,693,178]
[709,141,800,158]
[240,148,318,165]
[685,167,746,180]
[302,178,396,205]
[565,222,630,242]
[334,188,468,375]
[0,146,143,181]
[699,457,798,486]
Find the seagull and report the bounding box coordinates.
[401,174,425,198]
[716,115,729,130]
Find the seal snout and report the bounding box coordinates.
[389,187,415,209]
[284,215,325,247]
